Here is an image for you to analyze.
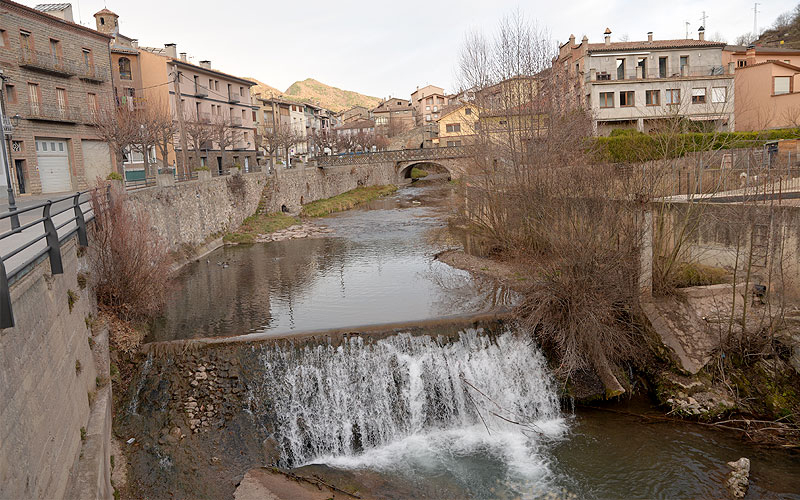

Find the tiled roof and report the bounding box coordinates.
[34,3,70,12]
[372,99,412,112]
[587,39,725,53]
[94,7,117,16]
[336,119,375,130]
[737,60,800,71]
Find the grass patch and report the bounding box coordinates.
[301,185,398,218]
[673,262,730,288]
[410,167,429,179]
[223,213,300,244]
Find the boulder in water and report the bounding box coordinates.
[725,457,750,498]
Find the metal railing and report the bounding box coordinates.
[0,187,107,328]
[78,63,109,82]
[18,48,76,76]
[28,103,81,123]
[312,145,472,167]
[588,65,730,82]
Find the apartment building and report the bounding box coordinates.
[138,44,257,173]
[411,85,449,124]
[337,105,370,124]
[254,95,292,163]
[723,44,800,68]
[436,103,479,147]
[93,9,143,111]
[288,102,307,156]
[372,97,414,137]
[0,0,114,194]
[556,28,735,135]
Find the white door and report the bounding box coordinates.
[82,139,112,185]
[36,139,72,193]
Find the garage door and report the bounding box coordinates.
[82,139,112,185]
[36,139,72,193]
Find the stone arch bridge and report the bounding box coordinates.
[310,146,472,181]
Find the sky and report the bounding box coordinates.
[21,0,798,99]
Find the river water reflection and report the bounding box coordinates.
[148,182,510,342]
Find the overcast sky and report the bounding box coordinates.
[23,0,798,98]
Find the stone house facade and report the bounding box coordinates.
[0,0,114,194]
[556,28,735,135]
[372,97,414,137]
[411,85,449,125]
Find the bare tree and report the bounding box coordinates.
[185,119,214,170]
[312,128,338,154]
[147,103,178,174]
[210,116,242,169]
[261,123,300,166]
[91,106,140,176]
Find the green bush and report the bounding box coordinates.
[106,172,123,181]
[594,128,800,163]
[195,166,210,172]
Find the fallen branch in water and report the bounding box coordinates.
[268,467,362,498]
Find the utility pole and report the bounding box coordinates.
[753,3,761,39]
[270,93,278,168]
[172,66,189,176]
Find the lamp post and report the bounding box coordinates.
[0,71,20,229]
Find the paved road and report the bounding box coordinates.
[0,190,95,280]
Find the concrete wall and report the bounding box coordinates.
[0,236,109,499]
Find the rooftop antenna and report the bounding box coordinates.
[685,21,691,39]
[753,2,761,39]
[700,11,708,31]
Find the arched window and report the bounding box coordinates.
[118,57,131,80]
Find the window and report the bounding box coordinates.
[616,58,626,80]
[56,88,67,116]
[118,57,132,80]
[239,86,244,96]
[498,120,507,125]
[447,140,462,147]
[599,92,614,108]
[666,89,680,105]
[465,108,472,115]
[711,87,727,103]
[215,81,219,91]
[425,114,431,121]
[87,92,98,113]
[446,123,461,133]
[680,56,689,74]
[691,88,706,104]
[645,90,660,106]
[637,57,647,78]
[426,105,430,111]
[82,48,92,68]
[0,29,8,48]
[5,84,17,104]
[241,109,246,120]
[774,76,791,95]
[28,83,40,112]
[20,30,31,54]
[619,91,634,107]
[659,56,668,78]
[737,59,747,68]
[209,78,213,89]
[49,39,60,60]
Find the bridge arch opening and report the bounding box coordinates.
[399,162,452,181]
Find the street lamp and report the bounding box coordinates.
[0,71,20,228]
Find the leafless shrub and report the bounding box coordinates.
[89,185,172,323]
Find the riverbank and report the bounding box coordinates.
[300,185,398,217]
[436,246,800,448]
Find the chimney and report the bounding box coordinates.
[164,43,177,59]
[569,34,576,46]
[581,35,588,45]
[131,39,139,48]
[179,52,187,61]
[746,45,756,65]
[199,60,211,69]
[647,31,653,43]
[698,26,705,41]
[604,28,612,46]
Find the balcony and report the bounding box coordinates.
[18,48,75,77]
[195,84,209,98]
[228,93,241,103]
[78,63,109,83]
[230,116,243,127]
[586,64,730,83]
[27,103,80,123]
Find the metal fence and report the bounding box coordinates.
[0,187,107,328]
[123,164,263,191]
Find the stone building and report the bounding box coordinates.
[0,0,114,194]
[411,84,449,125]
[371,97,414,137]
[336,105,370,124]
[556,27,736,135]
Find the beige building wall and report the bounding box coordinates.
[735,62,800,131]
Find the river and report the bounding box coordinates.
[127,181,800,499]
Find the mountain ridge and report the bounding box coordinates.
[247,77,381,113]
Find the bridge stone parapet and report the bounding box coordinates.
[312,146,472,180]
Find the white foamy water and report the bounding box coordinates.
[246,328,567,496]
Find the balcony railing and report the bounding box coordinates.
[230,116,243,127]
[229,93,241,103]
[195,84,209,98]
[18,48,75,77]
[78,63,109,83]
[28,103,81,123]
[586,65,730,83]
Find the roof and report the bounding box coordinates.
[372,98,412,113]
[139,47,255,86]
[724,44,800,54]
[2,0,111,39]
[110,45,139,55]
[587,39,725,53]
[94,7,117,16]
[736,60,800,72]
[34,3,70,11]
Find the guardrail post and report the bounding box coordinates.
[42,202,63,275]
[0,257,14,328]
[73,193,88,247]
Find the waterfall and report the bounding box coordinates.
[246,328,566,473]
